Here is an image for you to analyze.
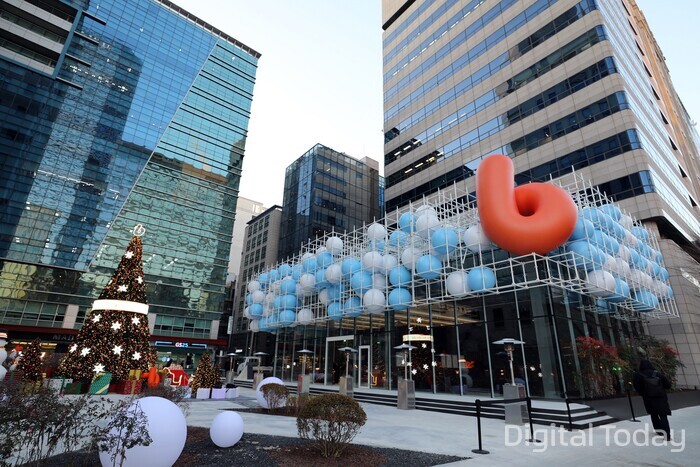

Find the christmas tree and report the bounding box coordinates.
[58,225,156,382]
[18,338,43,383]
[189,353,219,392]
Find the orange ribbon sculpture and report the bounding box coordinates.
[476,154,577,255]
[141,366,161,389]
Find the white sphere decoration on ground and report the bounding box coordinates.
[210,411,244,448]
[445,271,471,297]
[297,308,314,325]
[367,223,386,241]
[326,236,343,255]
[587,270,616,296]
[98,397,187,467]
[256,377,285,409]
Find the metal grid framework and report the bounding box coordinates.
[244,172,679,331]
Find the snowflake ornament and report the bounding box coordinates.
[136,276,143,284]
[416,317,423,323]
[423,364,429,370]
[69,344,78,353]
[94,363,105,373]
[131,316,141,325]
[421,343,427,349]
[431,361,437,367]
[81,347,90,356]
[92,314,102,323]
[124,251,134,259]
[132,352,141,360]
[117,284,128,292]
[411,369,418,375]
[111,322,122,331]
[409,326,413,332]
[113,345,123,355]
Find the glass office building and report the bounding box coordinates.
[0,0,259,360]
[277,144,382,262]
[379,0,700,388]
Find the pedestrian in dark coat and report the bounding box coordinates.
[632,359,672,439]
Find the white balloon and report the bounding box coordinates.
[318,288,330,305]
[464,224,493,252]
[618,244,631,261]
[400,246,423,269]
[210,411,244,448]
[325,264,342,284]
[249,319,259,332]
[415,214,440,239]
[247,281,261,293]
[445,271,470,297]
[586,270,616,296]
[251,290,265,304]
[363,288,386,314]
[615,257,631,278]
[367,223,386,241]
[326,236,343,255]
[620,214,634,229]
[256,377,285,409]
[0,366,6,381]
[383,254,398,273]
[623,230,636,247]
[302,252,315,261]
[415,205,437,217]
[363,251,384,272]
[243,307,251,319]
[297,308,314,325]
[270,280,282,293]
[372,273,387,290]
[299,273,316,292]
[98,397,186,467]
[602,254,617,274]
[630,269,648,289]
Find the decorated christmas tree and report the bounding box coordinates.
[189,353,219,392]
[18,338,43,383]
[58,225,156,382]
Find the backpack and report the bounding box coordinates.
[643,371,665,397]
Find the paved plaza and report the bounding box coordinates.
[186,387,699,466]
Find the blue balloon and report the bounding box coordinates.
[566,241,602,269]
[629,248,640,266]
[315,269,329,289]
[659,267,669,281]
[631,226,650,241]
[569,218,595,241]
[650,262,661,277]
[612,222,626,241]
[665,286,673,299]
[280,278,296,295]
[245,293,253,305]
[431,227,459,255]
[267,312,279,328]
[278,263,291,277]
[388,287,412,310]
[415,254,442,280]
[590,230,606,249]
[268,269,279,283]
[327,301,343,320]
[399,212,416,233]
[606,278,630,302]
[581,207,602,225]
[302,257,317,273]
[655,251,663,263]
[281,294,297,309]
[317,252,333,267]
[278,309,296,326]
[389,230,409,248]
[249,303,264,317]
[389,265,412,287]
[327,284,343,301]
[291,264,302,281]
[258,316,268,332]
[273,296,281,310]
[598,212,615,231]
[467,267,496,292]
[599,204,622,220]
[341,257,362,277]
[633,290,659,311]
[351,270,373,294]
[344,296,363,317]
[258,272,269,284]
[369,240,385,253]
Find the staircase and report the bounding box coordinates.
[236,379,617,429]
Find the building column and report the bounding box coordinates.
[62,304,79,329]
[530,287,558,398]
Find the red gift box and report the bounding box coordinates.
[113,379,143,395]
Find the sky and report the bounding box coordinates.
[173,0,700,209]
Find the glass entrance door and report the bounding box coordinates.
[358,345,371,388]
[324,335,354,386]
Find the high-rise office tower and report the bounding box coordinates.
[277,144,381,262]
[382,0,700,386]
[0,0,259,362]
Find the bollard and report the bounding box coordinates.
[471,399,490,455]
[526,397,541,443]
[565,398,573,431]
[627,386,640,422]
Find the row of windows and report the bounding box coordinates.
[385,0,596,125]
[384,0,522,83]
[383,0,438,49]
[385,117,635,213]
[385,56,617,187]
[246,230,268,250]
[244,245,267,268]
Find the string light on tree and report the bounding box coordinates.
[57,224,156,382]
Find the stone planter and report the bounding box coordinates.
[211,388,226,399]
[196,388,211,399]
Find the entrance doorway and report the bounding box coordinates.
[324,335,354,386]
[358,345,371,388]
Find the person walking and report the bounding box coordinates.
[632,359,672,439]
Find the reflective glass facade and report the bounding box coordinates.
[0,0,259,345]
[277,144,381,262]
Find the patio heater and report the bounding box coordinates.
[225,352,237,384]
[492,338,526,424]
[338,346,357,397]
[394,343,417,410]
[253,351,268,390]
[297,349,313,394]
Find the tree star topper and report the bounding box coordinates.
[132,223,146,237]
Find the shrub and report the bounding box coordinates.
[284,394,313,417]
[296,394,367,458]
[95,398,152,467]
[619,335,684,388]
[261,383,288,412]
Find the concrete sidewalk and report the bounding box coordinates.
[186,387,699,466]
